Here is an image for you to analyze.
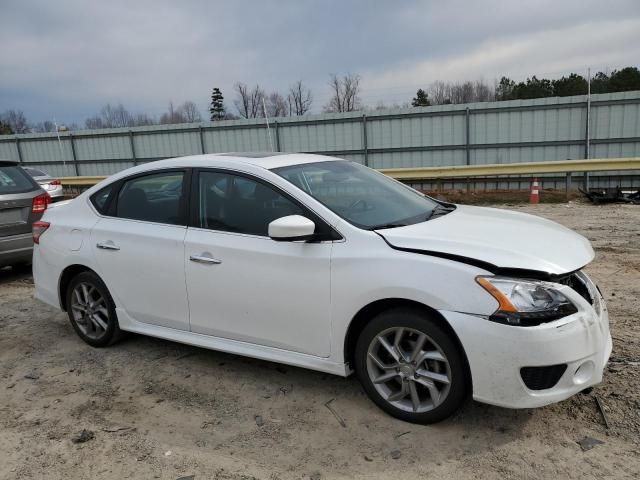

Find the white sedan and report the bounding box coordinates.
[23,167,64,200]
[33,153,611,424]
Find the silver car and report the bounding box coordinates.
[0,161,50,268]
[23,167,64,200]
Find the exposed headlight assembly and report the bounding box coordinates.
[476,276,578,326]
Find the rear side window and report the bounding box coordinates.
[115,171,185,225]
[0,165,37,194]
[90,185,115,214]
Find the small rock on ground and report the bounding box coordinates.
[71,429,95,444]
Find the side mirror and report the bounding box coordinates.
[268,215,316,241]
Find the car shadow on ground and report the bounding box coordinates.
[114,330,533,443]
[0,265,33,285]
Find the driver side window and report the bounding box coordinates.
[197,171,305,236]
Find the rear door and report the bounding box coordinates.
[90,169,191,330]
[0,164,43,238]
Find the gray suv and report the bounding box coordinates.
[0,161,50,268]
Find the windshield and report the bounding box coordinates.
[273,160,443,230]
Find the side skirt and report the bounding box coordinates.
[116,308,350,377]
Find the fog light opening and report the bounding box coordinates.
[573,361,595,385]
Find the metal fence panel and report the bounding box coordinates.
[2,91,640,183]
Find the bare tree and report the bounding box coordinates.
[160,101,182,124]
[264,92,288,118]
[102,104,133,128]
[474,80,494,102]
[324,74,362,113]
[32,120,56,133]
[427,79,494,105]
[0,109,30,133]
[130,113,155,126]
[178,101,202,122]
[287,80,313,116]
[234,83,265,118]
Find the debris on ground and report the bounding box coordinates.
[594,396,610,429]
[254,415,264,427]
[71,429,95,444]
[324,398,346,428]
[577,437,605,451]
[580,187,640,204]
[390,450,402,459]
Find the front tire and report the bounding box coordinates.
[65,271,122,347]
[354,307,468,424]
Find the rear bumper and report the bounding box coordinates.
[442,275,611,409]
[0,233,33,267]
[45,185,64,199]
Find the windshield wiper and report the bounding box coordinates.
[426,204,456,220]
[369,222,408,231]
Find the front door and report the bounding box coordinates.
[184,170,333,357]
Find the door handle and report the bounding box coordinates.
[96,242,120,251]
[189,254,222,265]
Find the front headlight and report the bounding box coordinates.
[476,276,578,326]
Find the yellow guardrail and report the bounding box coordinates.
[60,157,640,186]
[380,157,640,180]
[60,175,108,186]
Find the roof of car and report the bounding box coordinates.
[139,153,341,171]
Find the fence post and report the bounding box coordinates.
[274,121,281,152]
[362,114,369,166]
[565,172,572,201]
[465,107,471,166]
[129,130,137,166]
[15,137,23,164]
[199,126,206,154]
[583,98,591,191]
[69,133,80,176]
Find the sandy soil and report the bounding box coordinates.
[0,201,638,480]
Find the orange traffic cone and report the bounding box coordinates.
[529,178,540,204]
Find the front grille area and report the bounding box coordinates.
[558,273,593,305]
[520,364,567,390]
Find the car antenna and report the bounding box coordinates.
[262,97,275,152]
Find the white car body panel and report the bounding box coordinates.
[90,217,190,330]
[185,227,333,356]
[32,153,612,410]
[377,205,594,274]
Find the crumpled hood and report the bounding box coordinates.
[376,205,594,275]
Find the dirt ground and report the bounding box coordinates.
[1,201,639,480]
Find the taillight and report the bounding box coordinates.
[33,221,50,244]
[49,179,61,186]
[32,192,51,213]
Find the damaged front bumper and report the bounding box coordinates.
[441,272,612,409]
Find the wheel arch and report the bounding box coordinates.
[58,264,100,312]
[343,298,472,388]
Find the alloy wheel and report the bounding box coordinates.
[366,326,452,413]
[70,282,110,340]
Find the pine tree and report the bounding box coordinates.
[411,89,431,107]
[0,121,13,135]
[209,88,226,120]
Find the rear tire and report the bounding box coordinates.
[65,271,123,347]
[354,307,468,424]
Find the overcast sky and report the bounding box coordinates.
[1,0,639,125]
